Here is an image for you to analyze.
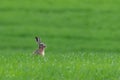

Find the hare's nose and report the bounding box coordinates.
[42,46,46,48]
[43,45,46,48]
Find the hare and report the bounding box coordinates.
[33,37,46,56]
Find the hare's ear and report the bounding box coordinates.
[35,37,41,43]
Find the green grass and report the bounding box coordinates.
[0,51,120,80]
[0,0,120,80]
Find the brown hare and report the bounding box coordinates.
[33,37,46,56]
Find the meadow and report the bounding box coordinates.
[0,0,120,80]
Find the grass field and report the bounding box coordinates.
[0,0,120,80]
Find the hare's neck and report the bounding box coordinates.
[39,48,45,56]
[42,51,45,56]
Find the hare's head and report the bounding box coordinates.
[34,37,46,56]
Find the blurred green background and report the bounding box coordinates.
[0,0,120,53]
